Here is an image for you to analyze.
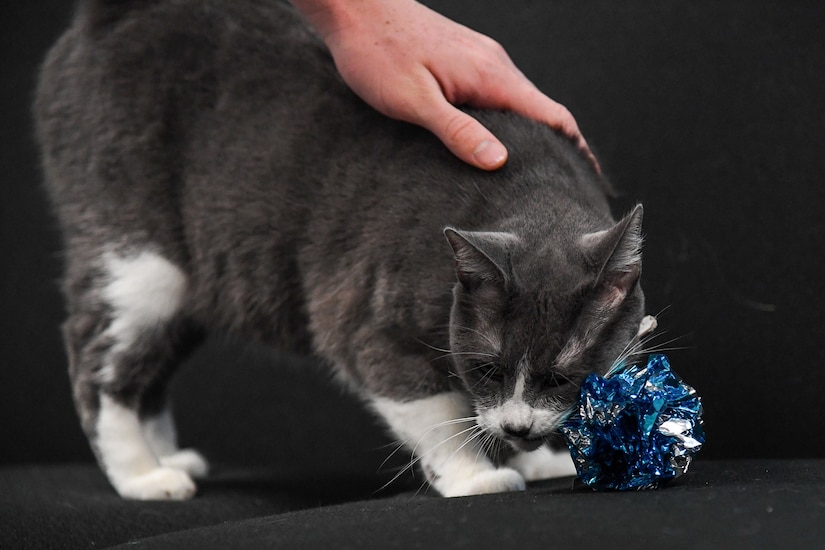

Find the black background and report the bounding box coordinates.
[2,1,824,470]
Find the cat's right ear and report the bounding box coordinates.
[580,204,644,308]
[443,228,516,292]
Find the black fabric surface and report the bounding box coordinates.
[3,460,819,549]
[113,460,825,549]
[0,463,412,549]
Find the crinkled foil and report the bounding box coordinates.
[560,354,705,491]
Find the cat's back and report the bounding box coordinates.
[35,0,349,267]
[36,0,609,237]
[35,0,334,205]
[34,0,345,344]
[37,0,322,89]
[35,0,614,345]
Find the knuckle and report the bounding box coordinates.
[549,103,579,134]
[559,106,577,126]
[479,34,508,58]
[443,114,479,146]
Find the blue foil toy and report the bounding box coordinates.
[560,353,705,491]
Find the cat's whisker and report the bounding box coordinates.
[414,339,453,354]
[632,334,688,357]
[376,421,482,493]
[621,328,664,359]
[414,424,480,461]
[435,426,486,474]
[474,430,499,467]
[427,353,499,371]
[451,324,500,352]
[425,416,479,429]
[465,361,495,371]
[414,417,480,447]
[551,371,575,386]
[611,330,690,373]
[434,351,498,360]
[487,434,503,465]
[413,425,488,497]
[466,362,497,384]
[413,476,431,497]
[411,427,487,498]
[415,338,497,359]
[473,434,487,465]
[376,439,415,475]
[654,304,673,319]
[628,329,663,355]
[473,363,500,390]
[375,455,420,494]
[615,333,642,363]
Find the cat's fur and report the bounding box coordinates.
[35,0,649,500]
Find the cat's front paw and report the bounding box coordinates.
[116,467,197,500]
[159,448,209,479]
[507,445,577,481]
[440,468,526,497]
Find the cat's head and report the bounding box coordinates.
[445,205,646,452]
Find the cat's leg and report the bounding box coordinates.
[65,248,205,500]
[372,392,526,497]
[140,382,209,479]
[505,445,577,481]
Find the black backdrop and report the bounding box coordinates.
[2,1,824,469]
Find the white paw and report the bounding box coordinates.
[159,449,209,478]
[638,314,658,338]
[507,445,577,481]
[440,468,526,497]
[116,467,197,500]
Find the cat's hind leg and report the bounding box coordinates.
[65,248,205,500]
[140,370,209,479]
[372,392,526,497]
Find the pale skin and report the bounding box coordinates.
[289,0,599,172]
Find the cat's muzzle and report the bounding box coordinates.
[507,435,545,452]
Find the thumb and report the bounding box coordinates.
[421,103,509,171]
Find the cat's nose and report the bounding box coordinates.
[501,422,532,439]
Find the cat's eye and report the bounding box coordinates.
[542,372,571,390]
[470,362,505,384]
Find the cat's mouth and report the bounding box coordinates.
[507,436,545,452]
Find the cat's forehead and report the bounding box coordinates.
[499,251,597,358]
[499,286,583,354]
[510,243,593,307]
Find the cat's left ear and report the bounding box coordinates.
[443,228,517,292]
[581,204,644,307]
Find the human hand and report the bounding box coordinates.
[291,0,599,172]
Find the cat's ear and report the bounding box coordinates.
[443,228,516,291]
[581,204,644,307]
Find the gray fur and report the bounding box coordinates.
[36,0,647,495]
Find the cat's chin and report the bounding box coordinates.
[509,437,545,453]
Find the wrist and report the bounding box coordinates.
[289,0,368,41]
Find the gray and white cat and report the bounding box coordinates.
[35,0,653,500]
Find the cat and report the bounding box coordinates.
[35,0,652,500]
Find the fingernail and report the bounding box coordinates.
[473,140,507,169]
